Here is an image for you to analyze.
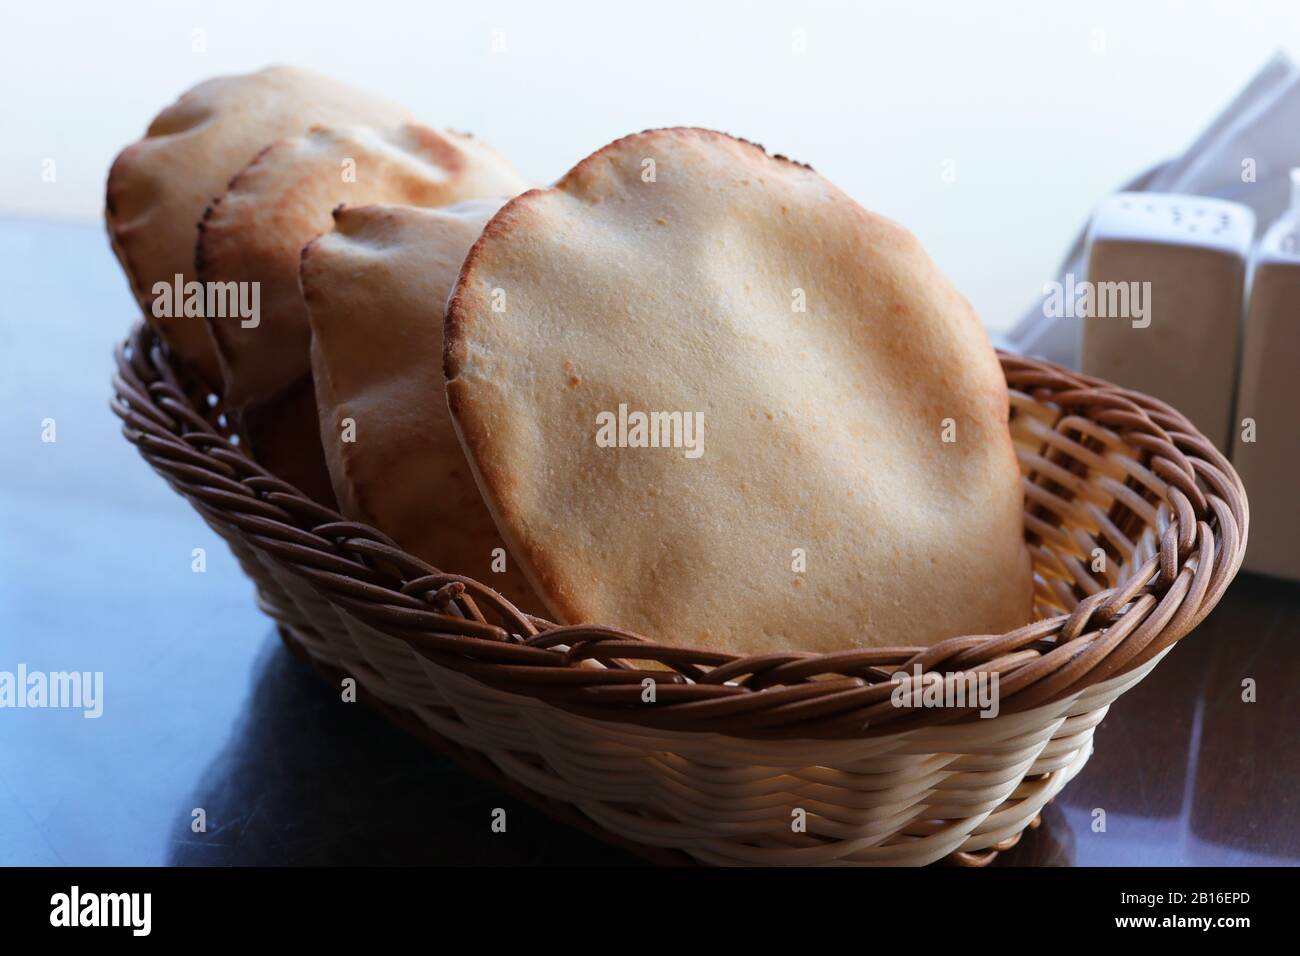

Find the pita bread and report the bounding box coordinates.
[199,123,529,411]
[105,66,412,385]
[195,123,527,504]
[445,128,1033,655]
[302,201,541,613]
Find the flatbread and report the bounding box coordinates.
[302,201,540,613]
[194,123,527,504]
[199,123,528,411]
[445,128,1033,654]
[105,66,412,385]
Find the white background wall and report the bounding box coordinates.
[4,0,1297,329]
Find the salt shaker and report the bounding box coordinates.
[1232,170,1300,580]
[1080,192,1254,453]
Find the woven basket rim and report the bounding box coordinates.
[111,322,1249,741]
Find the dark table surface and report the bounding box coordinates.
[2,215,1297,866]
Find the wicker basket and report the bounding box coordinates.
[111,321,1248,866]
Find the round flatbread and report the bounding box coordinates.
[302,201,540,613]
[199,123,528,411]
[196,123,527,504]
[445,128,1033,654]
[105,66,412,385]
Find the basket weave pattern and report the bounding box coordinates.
[112,323,1247,865]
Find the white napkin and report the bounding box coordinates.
[1005,51,1300,365]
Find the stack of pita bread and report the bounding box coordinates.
[108,68,1033,654]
